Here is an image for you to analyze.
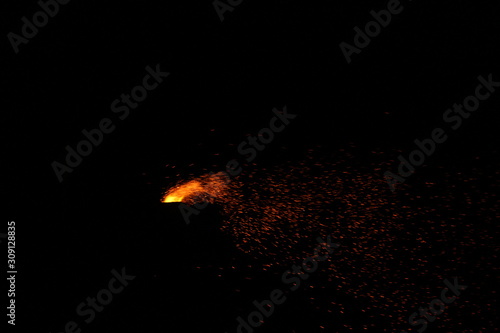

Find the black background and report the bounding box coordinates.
[2,0,499,332]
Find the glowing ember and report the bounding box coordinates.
[162,180,203,203]
[161,172,231,204]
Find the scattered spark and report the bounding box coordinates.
[161,146,499,332]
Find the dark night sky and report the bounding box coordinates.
[2,0,500,332]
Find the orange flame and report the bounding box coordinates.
[161,172,231,204]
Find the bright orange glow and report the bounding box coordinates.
[162,180,204,203]
[161,172,230,204]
